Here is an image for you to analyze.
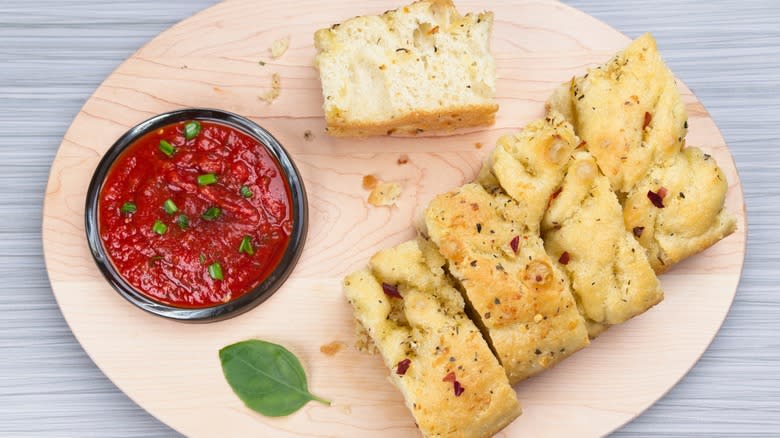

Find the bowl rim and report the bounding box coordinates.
[84,108,308,322]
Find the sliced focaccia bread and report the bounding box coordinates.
[542,152,664,327]
[314,0,497,136]
[546,33,736,272]
[546,33,688,193]
[623,146,737,273]
[423,183,589,384]
[343,238,521,438]
[480,112,580,230]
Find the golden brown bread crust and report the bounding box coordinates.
[324,103,498,137]
[546,33,736,273]
[344,239,521,438]
[424,184,589,384]
[314,0,497,137]
[483,112,580,229]
[546,33,688,193]
[542,152,664,325]
[623,146,737,273]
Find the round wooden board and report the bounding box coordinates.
[42,0,746,436]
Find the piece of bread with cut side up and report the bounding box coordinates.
[314,0,497,137]
[343,238,521,438]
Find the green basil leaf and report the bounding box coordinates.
[219,340,330,417]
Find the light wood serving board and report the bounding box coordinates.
[42,0,746,436]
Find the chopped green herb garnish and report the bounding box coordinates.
[176,214,189,229]
[202,206,221,221]
[239,236,255,255]
[120,202,137,214]
[258,60,266,66]
[184,121,202,140]
[208,262,223,280]
[197,173,218,186]
[163,199,178,215]
[158,140,175,157]
[199,253,206,264]
[240,185,253,198]
[152,219,167,235]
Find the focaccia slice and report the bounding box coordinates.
[547,33,687,193]
[343,238,521,438]
[476,112,579,230]
[546,33,736,272]
[424,183,589,384]
[542,152,664,327]
[623,147,737,273]
[314,0,497,136]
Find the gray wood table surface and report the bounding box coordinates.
[1,0,778,436]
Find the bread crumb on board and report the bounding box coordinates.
[320,341,346,357]
[362,174,378,190]
[259,73,281,103]
[304,129,314,141]
[270,36,290,59]
[368,181,402,207]
[397,154,409,165]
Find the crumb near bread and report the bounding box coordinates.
[270,36,290,59]
[368,181,402,206]
[362,174,379,190]
[320,341,346,357]
[259,73,281,103]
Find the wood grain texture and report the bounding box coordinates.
[1,0,778,437]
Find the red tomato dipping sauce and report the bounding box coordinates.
[98,120,293,308]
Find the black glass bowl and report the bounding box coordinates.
[85,108,307,322]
